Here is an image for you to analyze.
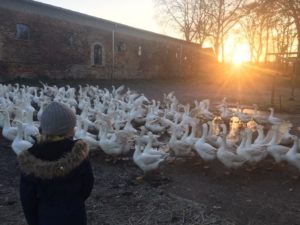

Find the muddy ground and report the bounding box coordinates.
[1,74,300,225]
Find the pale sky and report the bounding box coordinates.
[34,0,173,36]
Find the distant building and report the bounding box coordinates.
[0,0,216,80]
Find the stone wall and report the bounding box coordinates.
[0,1,216,80]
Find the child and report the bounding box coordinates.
[18,101,94,225]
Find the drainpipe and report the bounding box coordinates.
[112,24,116,80]
[179,44,183,77]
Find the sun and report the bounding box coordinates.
[232,55,244,65]
[231,43,251,65]
[223,37,251,65]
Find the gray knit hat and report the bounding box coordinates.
[40,102,76,136]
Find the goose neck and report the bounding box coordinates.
[238,133,247,149]
[220,135,226,147]
[201,124,208,139]
[134,141,142,156]
[269,108,274,117]
[3,113,11,128]
[290,137,299,154]
[245,130,252,147]
[100,124,108,140]
[16,122,23,139]
[269,128,278,145]
[189,122,197,138]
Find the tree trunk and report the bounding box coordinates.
[287,0,300,57]
[214,39,220,60]
[264,21,270,63]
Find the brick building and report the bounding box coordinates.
[0,0,216,80]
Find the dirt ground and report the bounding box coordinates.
[1,74,300,225]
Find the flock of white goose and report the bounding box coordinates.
[1,82,300,175]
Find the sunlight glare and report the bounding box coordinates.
[231,43,251,65]
[223,36,251,64]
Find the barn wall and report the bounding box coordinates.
[0,0,216,81]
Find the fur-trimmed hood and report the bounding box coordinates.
[18,140,89,179]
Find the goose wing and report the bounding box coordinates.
[138,152,164,165]
[115,131,134,144]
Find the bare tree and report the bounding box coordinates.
[193,0,215,46]
[261,0,300,56]
[281,0,300,56]
[239,2,273,62]
[153,0,198,42]
[153,0,248,60]
[273,17,296,54]
[208,0,248,62]
[153,0,300,63]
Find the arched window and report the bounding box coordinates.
[94,44,102,65]
[91,43,104,66]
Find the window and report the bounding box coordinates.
[94,44,102,65]
[16,24,30,40]
[67,33,75,47]
[117,41,126,53]
[138,46,142,56]
[91,43,104,66]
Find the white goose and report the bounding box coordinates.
[139,126,164,147]
[1,110,17,141]
[217,133,247,173]
[78,120,99,151]
[184,119,199,146]
[206,120,221,148]
[226,117,242,147]
[130,105,147,126]
[168,124,193,157]
[212,123,236,149]
[235,105,250,123]
[133,139,166,174]
[37,101,46,121]
[145,117,166,134]
[99,122,134,157]
[123,115,138,134]
[194,123,217,162]
[236,128,268,167]
[278,122,293,146]
[179,124,190,142]
[266,125,290,163]
[197,99,214,120]
[253,124,266,145]
[252,104,267,124]
[22,108,40,143]
[143,132,169,157]
[285,135,300,171]
[0,110,5,128]
[11,120,33,155]
[268,107,282,125]
[219,105,233,121]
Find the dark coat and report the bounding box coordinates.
[18,139,94,225]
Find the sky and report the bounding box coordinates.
[34,0,172,36]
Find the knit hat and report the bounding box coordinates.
[40,102,76,136]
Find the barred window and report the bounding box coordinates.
[91,43,104,66]
[16,24,30,40]
[117,41,126,53]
